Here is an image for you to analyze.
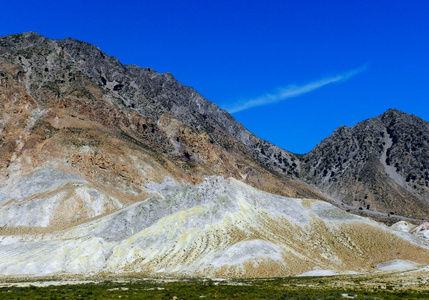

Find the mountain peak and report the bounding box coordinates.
[302,108,429,221]
[381,108,410,119]
[8,31,43,38]
[0,31,47,47]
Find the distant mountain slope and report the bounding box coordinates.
[301,109,429,220]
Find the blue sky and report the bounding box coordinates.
[1,0,428,154]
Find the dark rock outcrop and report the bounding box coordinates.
[301,109,429,220]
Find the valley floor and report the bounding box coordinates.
[1,270,429,299]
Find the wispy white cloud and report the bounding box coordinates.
[225,65,368,114]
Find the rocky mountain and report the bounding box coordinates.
[1,32,429,278]
[301,109,429,220]
[0,32,323,216]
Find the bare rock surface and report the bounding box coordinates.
[301,109,429,220]
[0,32,317,201]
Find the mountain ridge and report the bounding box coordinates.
[0,31,323,204]
[0,31,302,172]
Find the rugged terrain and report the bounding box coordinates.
[0,32,329,228]
[0,32,428,278]
[301,109,429,220]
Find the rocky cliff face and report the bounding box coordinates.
[301,109,429,220]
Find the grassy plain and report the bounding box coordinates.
[1,271,429,299]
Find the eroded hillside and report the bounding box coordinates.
[1,177,428,278]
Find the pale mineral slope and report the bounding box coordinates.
[0,177,428,278]
[0,168,125,228]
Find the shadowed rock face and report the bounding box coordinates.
[301,109,429,220]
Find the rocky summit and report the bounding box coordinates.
[301,109,429,221]
[0,32,428,278]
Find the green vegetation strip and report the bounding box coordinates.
[1,276,429,300]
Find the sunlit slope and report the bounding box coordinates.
[0,168,126,228]
[0,177,428,278]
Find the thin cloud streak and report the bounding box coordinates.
[226,66,367,114]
